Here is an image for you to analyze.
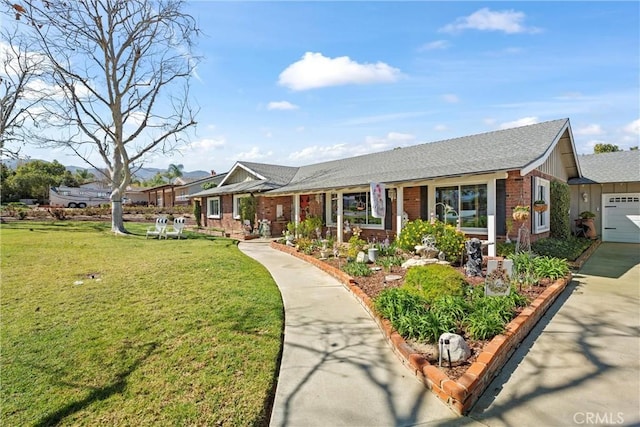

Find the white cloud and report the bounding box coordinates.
[387,132,415,142]
[289,132,415,163]
[419,40,450,51]
[289,144,350,161]
[442,94,459,104]
[267,101,299,111]
[440,8,540,34]
[575,124,604,136]
[190,137,226,150]
[624,118,640,135]
[278,52,402,91]
[499,117,539,129]
[434,124,448,132]
[236,146,273,161]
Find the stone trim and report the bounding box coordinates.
[270,241,571,415]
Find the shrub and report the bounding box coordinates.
[374,288,427,323]
[377,255,404,271]
[403,264,467,303]
[431,294,469,328]
[533,256,569,280]
[508,252,539,286]
[296,237,315,255]
[497,241,515,257]
[342,261,373,277]
[298,216,323,239]
[532,236,592,261]
[550,180,571,239]
[347,234,366,259]
[396,310,454,343]
[465,307,506,340]
[397,219,465,263]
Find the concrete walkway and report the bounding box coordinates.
[238,240,461,427]
[469,243,640,426]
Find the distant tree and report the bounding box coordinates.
[165,163,184,181]
[7,159,68,202]
[630,146,638,151]
[201,182,217,190]
[593,143,621,154]
[8,0,200,233]
[0,26,48,159]
[144,172,169,187]
[0,161,17,202]
[74,168,95,184]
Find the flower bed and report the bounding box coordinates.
[270,241,571,415]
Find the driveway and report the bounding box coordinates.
[466,243,640,426]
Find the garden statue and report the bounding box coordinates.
[465,238,483,277]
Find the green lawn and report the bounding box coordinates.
[0,221,283,426]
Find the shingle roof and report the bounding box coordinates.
[569,151,640,184]
[189,162,298,197]
[270,118,572,194]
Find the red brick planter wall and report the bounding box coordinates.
[270,241,571,415]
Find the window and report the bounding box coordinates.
[330,191,382,227]
[208,197,221,219]
[533,177,550,233]
[233,194,249,219]
[436,184,487,229]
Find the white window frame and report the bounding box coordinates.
[435,183,489,233]
[233,194,250,219]
[207,196,221,219]
[533,177,550,234]
[326,190,384,230]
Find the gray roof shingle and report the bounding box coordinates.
[569,151,640,184]
[270,118,571,194]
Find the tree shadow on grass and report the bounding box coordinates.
[34,341,158,427]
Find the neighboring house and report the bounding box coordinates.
[569,150,640,243]
[191,118,582,256]
[174,173,227,206]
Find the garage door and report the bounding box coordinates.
[602,193,640,243]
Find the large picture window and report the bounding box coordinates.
[344,192,383,226]
[207,197,220,219]
[330,192,382,227]
[436,184,487,229]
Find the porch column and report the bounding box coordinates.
[337,192,344,244]
[293,195,300,233]
[395,187,404,237]
[487,178,496,257]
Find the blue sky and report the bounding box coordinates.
[14,1,640,173]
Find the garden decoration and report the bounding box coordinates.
[438,333,471,368]
[415,235,438,259]
[533,200,548,213]
[485,259,513,296]
[578,211,597,239]
[464,238,483,277]
[512,205,530,222]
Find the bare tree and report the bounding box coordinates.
[8,0,200,233]
[0,26,47,159]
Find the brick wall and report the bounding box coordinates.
[505,170,555,241]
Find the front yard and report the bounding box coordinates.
[0,221,283,426]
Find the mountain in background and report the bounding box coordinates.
[2,158,212,181]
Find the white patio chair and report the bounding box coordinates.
[146,217,168,239]
[165,217,186,239]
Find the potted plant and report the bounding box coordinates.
[533,199,548,213]
[512,205,530,222]
[578,211,597,239]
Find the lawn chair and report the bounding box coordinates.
[146,217,168,239]
[165,217,186,239]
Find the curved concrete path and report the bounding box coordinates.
[239,240,460,427]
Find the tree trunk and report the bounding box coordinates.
[111,200,128,234]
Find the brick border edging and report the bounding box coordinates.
[269,241,570,415]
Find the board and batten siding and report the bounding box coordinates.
[570,182,640,238]
[537,139,572,182]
